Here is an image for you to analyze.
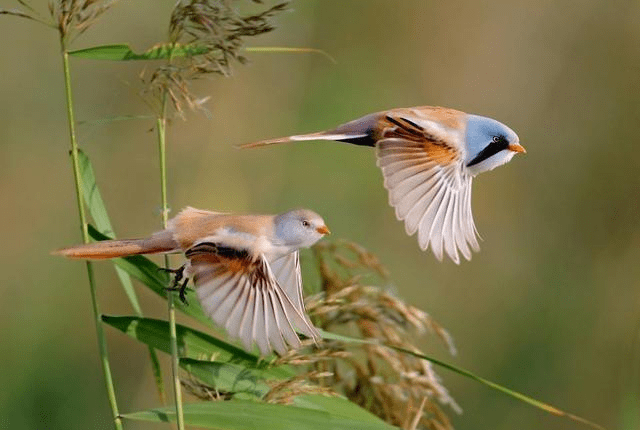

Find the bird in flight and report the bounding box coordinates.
[54,207,331,356]
[241,106,525,263]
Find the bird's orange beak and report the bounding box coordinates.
[316,225,331,235]
[508,143,526,153]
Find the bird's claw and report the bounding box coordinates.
[161,264,190,305]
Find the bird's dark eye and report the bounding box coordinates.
[492,136,501,143]
[302,220,310,228]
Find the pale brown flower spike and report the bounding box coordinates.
[277,240,460,430]
[49,0,116,42]
[264,371,336,405]
[0,0,116,39]
[142,0,289,117]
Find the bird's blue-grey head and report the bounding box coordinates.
[274,209,330,248]
[464,114,525,176]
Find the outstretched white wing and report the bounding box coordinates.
[186,242,318,356]
[269,252,305,315]
[377,137,479,263]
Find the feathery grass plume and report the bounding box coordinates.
[1,0,116,38]
[141,0,289,117]
[264,371,336,405]
[0,1,49,25]
[48,0,116,41]
[297,240,460,430]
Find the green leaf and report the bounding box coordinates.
[148,342,167,404]
[77,150,166,402]
[77,150,142,315]
[122,399,396,430]
[180,358,270,399]
[102,315,291,380]
[68,43,211,61]
[245,46,336,63]
[69,43,335,63]
[291,395,394,428]
[317,329,605,430]
[87,225,212,326]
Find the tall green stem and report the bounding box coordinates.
[61,46,123,430]
[157,96,185,430]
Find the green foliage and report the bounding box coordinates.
[69,43,211,61]
[180,358,271,399]
[69,43,336,63]
[78,150,141,314]
[122,398,395,430]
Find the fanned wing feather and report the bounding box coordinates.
[376,138,479,263]
[269,252,318,340]
[187,243,318,355]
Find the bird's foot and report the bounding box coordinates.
[161,265,190,305]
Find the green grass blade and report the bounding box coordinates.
[317,329,605,430]
[68,43,335,63]
[69,43,211,61]
[148,343,166,404]
[391,345,605,430]
[245,46,336,63]
[101,315,290,380]
[121,399,396,430]
[77,152,167,402]
[87,225,212,326]
[180,358,270,399]
[77,150,142,315]
[290,395,394,429]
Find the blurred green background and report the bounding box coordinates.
[1,1,639,429]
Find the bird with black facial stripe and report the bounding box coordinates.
[241,106,525,263]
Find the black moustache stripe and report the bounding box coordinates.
[467,138,509,167]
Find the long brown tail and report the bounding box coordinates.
[52,232,177,260]
[238,113,380,149]
[238,130,368,149]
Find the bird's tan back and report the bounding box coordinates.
[169,207,274,250]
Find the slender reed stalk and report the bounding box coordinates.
[156,91,186,430]
[61,45,123,430]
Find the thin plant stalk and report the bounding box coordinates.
[60,45,123,430]
[156,92,186,430]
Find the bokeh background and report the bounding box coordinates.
[1,1,639,429]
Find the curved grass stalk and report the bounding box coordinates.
[156,91,186,430]
[61,46,123,430]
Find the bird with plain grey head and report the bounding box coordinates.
[53,207,331,356]
[240,106,525,264]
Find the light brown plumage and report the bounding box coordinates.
[53,206,328,356]
[52,231,177,259]
[240,106,479,263]
[52,207,274,259]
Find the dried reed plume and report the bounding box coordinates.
[264,371,336,405]
[142,0,288,117]
[1,0,116,41]
[292,240,460,430]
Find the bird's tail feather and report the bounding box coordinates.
[52,233,177,260]
[238,131,367,149]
